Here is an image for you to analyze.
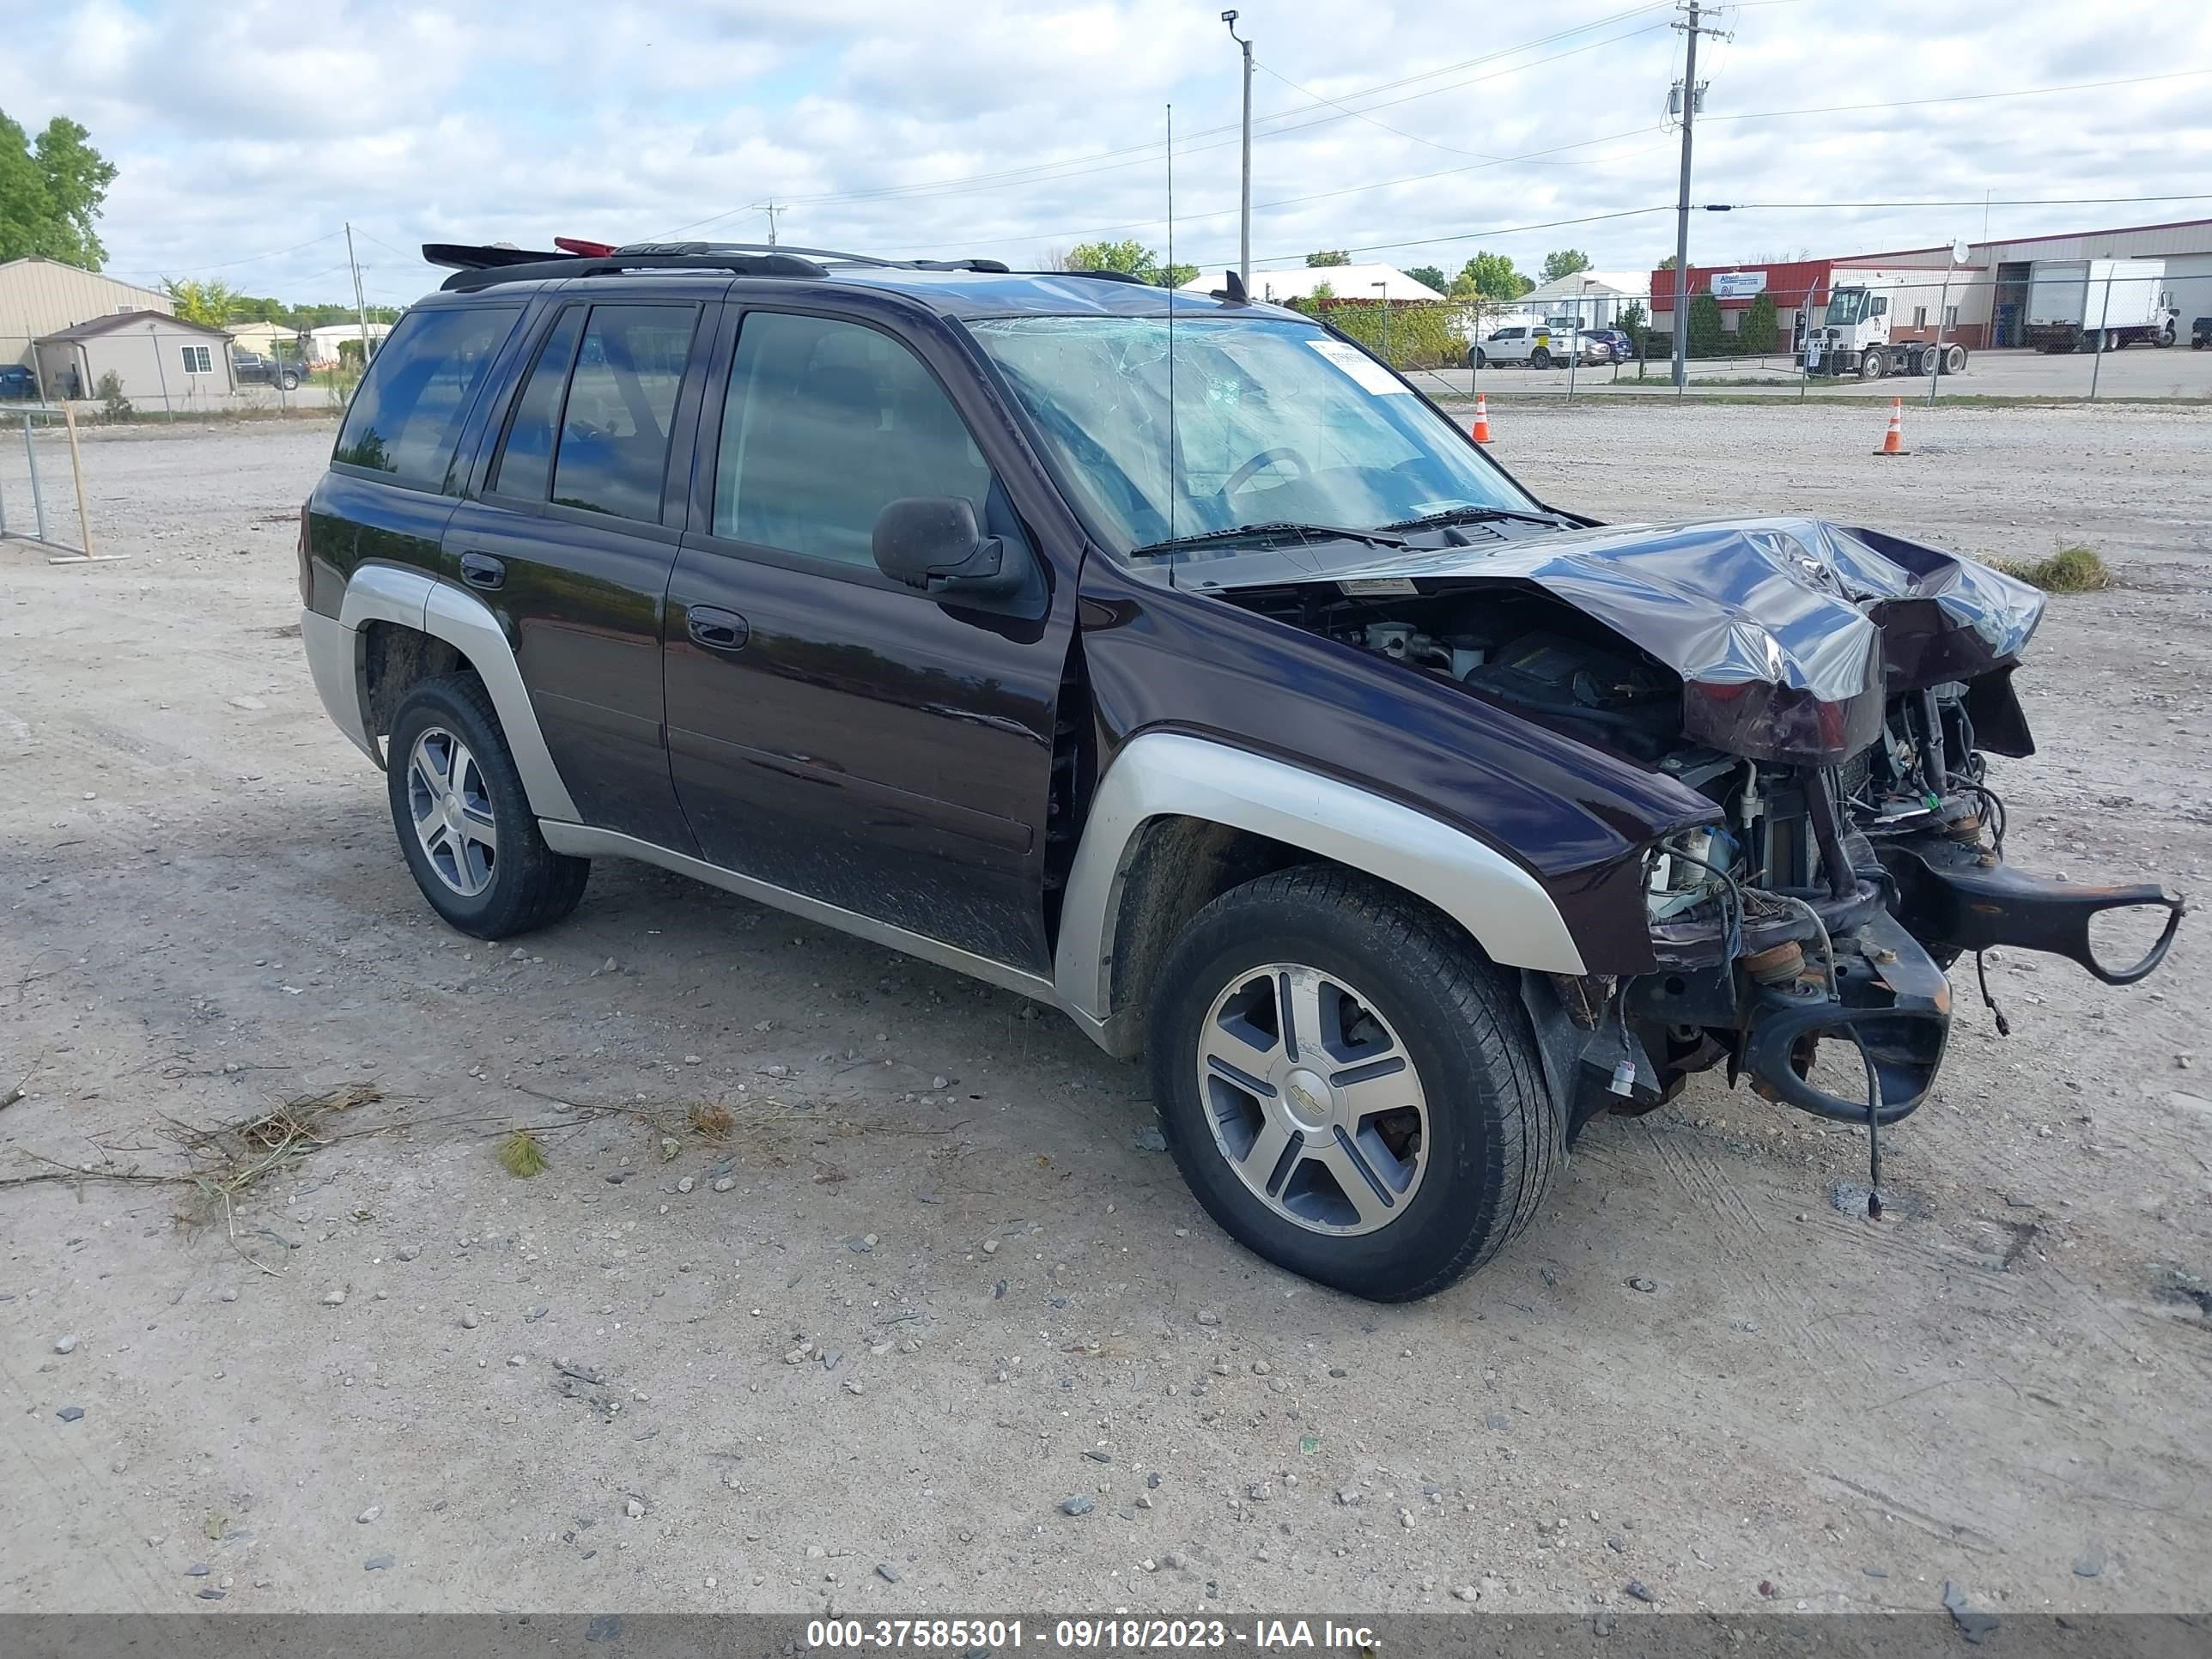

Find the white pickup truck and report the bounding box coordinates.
[1469,320,1604,369]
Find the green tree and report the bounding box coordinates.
[1305,250,1351,267]
[1620,299,1648,335]
[161,277,244,328]
[1067,238,1152,276]
[1540,248,1592,285]
[1405,264,1446,294]
[0,110,118,267]
[1686,291,1724,357]
[1066,238,1192,288]
[1451,251,1530,301]
[1656,253,1680,270]
[1739,290,1778,353]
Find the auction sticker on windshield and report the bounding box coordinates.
[1305,338,1408,393]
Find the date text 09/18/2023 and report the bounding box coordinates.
[804,1617,1382,1650]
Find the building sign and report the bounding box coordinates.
[1711,270,1768,299]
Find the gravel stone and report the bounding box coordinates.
[1061,1495,1094,1516]
[52,1334,80,1354]
[363,1555,394,1571]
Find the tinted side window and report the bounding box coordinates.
[490,307,585,501]
[333,305,521,487]
[549,304,698,522]
[714,313,993,566]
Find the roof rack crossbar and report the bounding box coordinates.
[617,240,898,267]
[1039,268,1152,286]
[438,251,830,291]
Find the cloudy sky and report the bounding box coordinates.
[3,0,2208,306]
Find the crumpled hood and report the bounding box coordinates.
[1192,515,2046,763]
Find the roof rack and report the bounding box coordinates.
[1045,268,1153,286]
[422,240,1018,293]
[433,247,832,292]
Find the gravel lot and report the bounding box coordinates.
[3,405,2208,1620]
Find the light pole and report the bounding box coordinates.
[1372,280,1389,364]
[1223,11,1253,294]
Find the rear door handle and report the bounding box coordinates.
[687,605,749,652]
[459,552,505,591]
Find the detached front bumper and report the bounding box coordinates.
[1618,828,2185,1127]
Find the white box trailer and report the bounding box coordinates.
[2024,259,2179,352]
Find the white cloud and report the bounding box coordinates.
[2,0,2206,304]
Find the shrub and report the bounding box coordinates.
[1990,546,2112,592]
[1687,293,1725,357]
[96,370,132,422]
[1308,299,1471,369]
[1739,292,1779,353]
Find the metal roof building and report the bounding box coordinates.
[0,258,175,388]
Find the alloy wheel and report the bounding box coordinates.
[405,726,499,897]
[1194,962,1431,1235]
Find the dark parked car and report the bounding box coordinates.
[1582,327,1637,362]
[297,240,2183,1300]
[233,348,304,391]
[0,363,37,400]
[2192,316,2211,349]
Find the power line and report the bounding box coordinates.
[1703,67,2211,125]
[1249,23,1672,162]
[902,123,1672,255]
[1705,192,2212,210]
[659,3,1678,228]
[107,228,347,280]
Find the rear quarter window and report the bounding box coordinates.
[333,305,523,489]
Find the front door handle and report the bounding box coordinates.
[459,551,505,591]
[687,605,750,652]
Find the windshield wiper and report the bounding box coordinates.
[1129,520,1413,558]
[1379,504,1565,532]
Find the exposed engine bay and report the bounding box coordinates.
[1212,517,2186,1203]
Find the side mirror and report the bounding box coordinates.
[871,496,1019,597]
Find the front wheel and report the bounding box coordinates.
[1862,349,1887,380]
[386,674,589,939]
[1146,867,1561,1302]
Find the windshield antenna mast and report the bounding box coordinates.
[1165,102,1178,545]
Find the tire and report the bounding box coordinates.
[1471,349,1487,369]
[280,373,300,391]
[2157,325,2175,348]
[1530,347,1553,369]
[386,673,589,939]
[1145,866,1561,1302]
[1944,343,1967,374]
[1861,349,1887,380]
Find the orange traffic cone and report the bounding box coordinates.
[1472,393,1492,443]
[1873,397,1908,457]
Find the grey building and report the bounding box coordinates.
[35,311,239,409]
[0,256,176,384]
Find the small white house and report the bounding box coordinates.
[1498,269,1650,329]
[304,321,392,367]
[35,311,238,407]
[1179,264,1449,307]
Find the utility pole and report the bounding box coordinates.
[1668,1,1723,390]
[756,202,782,246]
[344,221,371,368]
[1223,11,1253,292]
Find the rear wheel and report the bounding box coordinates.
[1943,343,1967,374]
[1146,867,1561,1302]
[1530,346,1553,369]
[386,674,588,939]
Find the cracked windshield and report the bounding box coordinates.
[969,314,1535,554]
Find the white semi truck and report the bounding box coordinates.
[2022,259,2179,352]
[1802,276,1969,380]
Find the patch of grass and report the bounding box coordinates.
[1989,546,2114,592]
[690,1102,735,1139]
[496,1129,549,1177]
